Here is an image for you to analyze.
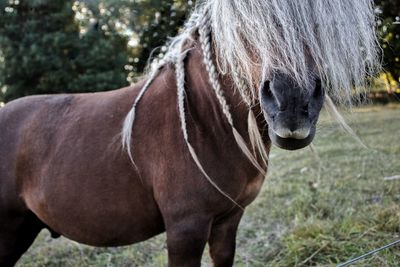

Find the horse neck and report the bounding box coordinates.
[177,40,269,187]
[183,41,252,138]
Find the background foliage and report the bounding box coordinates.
[0,0,398,102]
[0,0,130,102]
[376,0,400,88]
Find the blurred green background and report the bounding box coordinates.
[0,0,399,103]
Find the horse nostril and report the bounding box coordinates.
[262,81,273,99]
[302,105,309,115]
[313,79,323,98]
[260,80,281,114]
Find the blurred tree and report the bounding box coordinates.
[125,0,194,74]
[74,0,194,83]
[0,0,129,102]
[3,0,397,102]
[68,17,129,93]
[376,0,400,89]
[0,0,78,101]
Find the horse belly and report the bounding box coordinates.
[23,173,165,247]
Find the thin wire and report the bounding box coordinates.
[337,239,400,267]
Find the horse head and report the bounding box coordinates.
[260,72,324,150]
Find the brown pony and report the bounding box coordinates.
[0,0,379,266]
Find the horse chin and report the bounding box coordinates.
[268,127,315,150]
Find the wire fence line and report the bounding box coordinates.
[336,239,400,267]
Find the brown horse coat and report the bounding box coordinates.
[0,42,269,266]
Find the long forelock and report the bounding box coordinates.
[209,0,380,104]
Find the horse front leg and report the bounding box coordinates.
[165,215,212,267]
[208,209,244,267]
[0,211,44,267]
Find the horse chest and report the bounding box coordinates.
[239,173,265,206]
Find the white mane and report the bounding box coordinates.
[122,0,380,206]
[160,0,380,103]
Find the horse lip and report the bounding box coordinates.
[273,127,311,140]
[260,106,315,150]
[268,127,315,150]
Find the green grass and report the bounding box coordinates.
[17,105,400,267]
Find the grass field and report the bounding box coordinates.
[17,105,400,267]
